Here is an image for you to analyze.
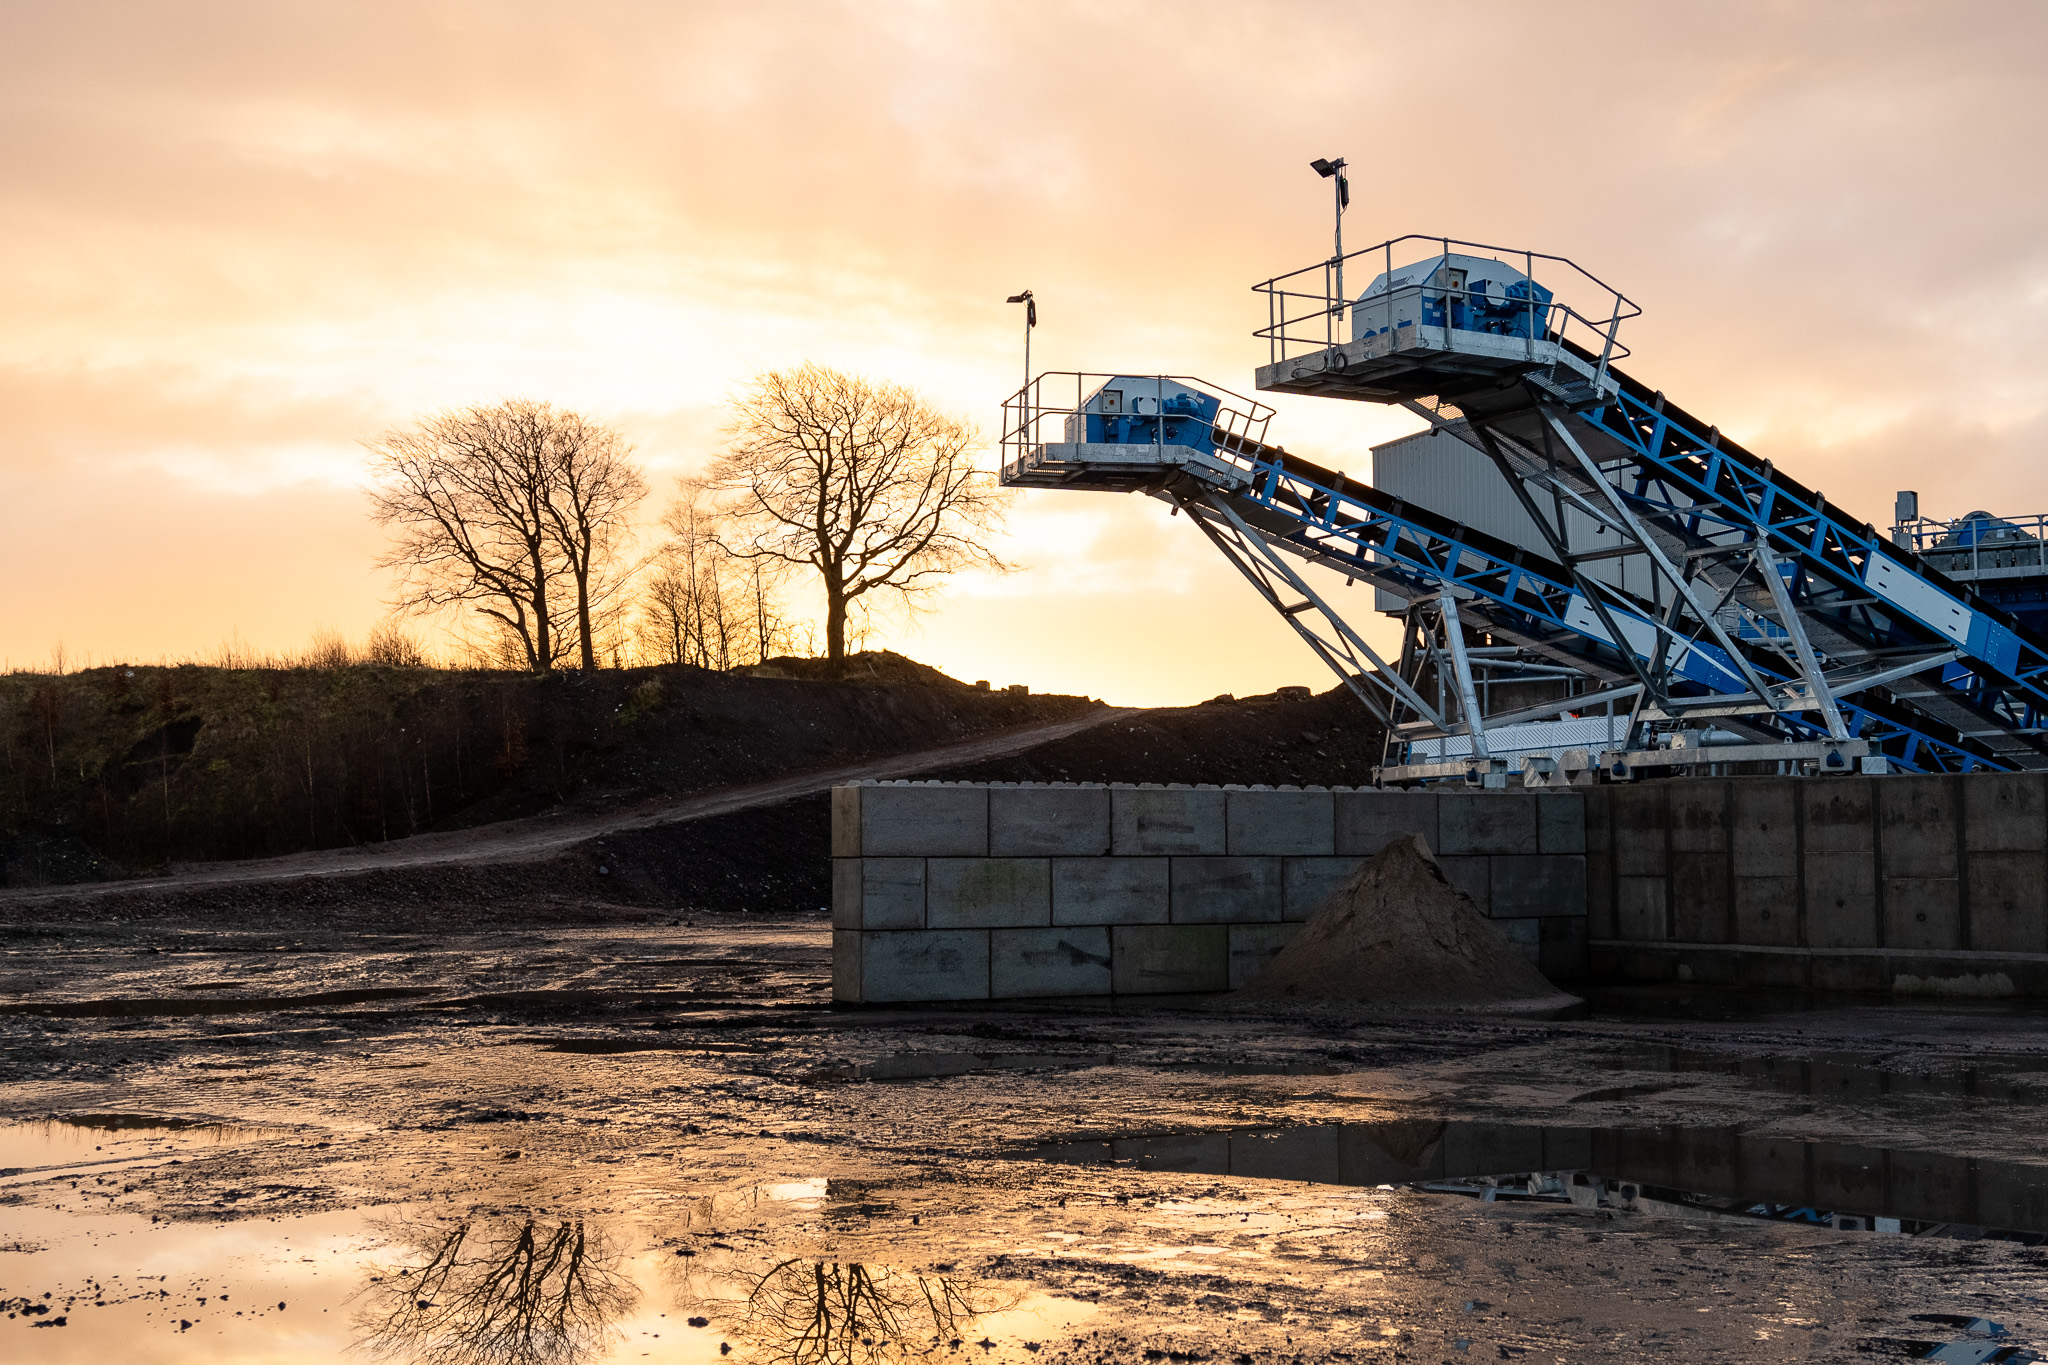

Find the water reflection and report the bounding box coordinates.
[1595,1044,2048,1103]
[352,1215,638,1365]
[678,1259,1023,1365]
[1029,1118,2048,1243]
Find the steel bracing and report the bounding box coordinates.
[998,235,2048,776]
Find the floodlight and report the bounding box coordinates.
[1310,158,1339,177]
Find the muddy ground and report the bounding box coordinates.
[5,915,2048,1363]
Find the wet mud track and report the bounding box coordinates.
[6,919,2048,1361]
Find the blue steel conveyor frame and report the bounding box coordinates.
[999,235,2047,778]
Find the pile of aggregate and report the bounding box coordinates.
[1235,833,1579,1014]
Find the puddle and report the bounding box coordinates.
[518,1038,787,1056]
[810,1052,1114,1082]
[1027,1118,2048,1243]
[0,1116,294,1187]
[1149,1060,1344,1077]
[0,988,436,1018]
[1584,984,2048,1023]
[0,1181,1091,1363]
[1593,1043,2048,1103]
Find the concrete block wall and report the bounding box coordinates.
[833,782,1590,1003]
[1586,774,2048,996]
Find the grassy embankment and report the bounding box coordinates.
[0,652,1094,886]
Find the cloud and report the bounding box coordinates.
[2,1,2047,701]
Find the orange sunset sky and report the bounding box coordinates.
[4,2,2047,705]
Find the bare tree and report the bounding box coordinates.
[367,401,646,672]
[539,419,647,669]
[352,1214,637,1365]
[708,364,1010,663]
[638,480,801,669]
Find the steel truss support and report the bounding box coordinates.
[1404,398,1856,746]
[1179,490,1444,731]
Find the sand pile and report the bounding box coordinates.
[1236,834,1580,1014]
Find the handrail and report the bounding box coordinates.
[1000,371,1276,479]
[1251,232,1643,387]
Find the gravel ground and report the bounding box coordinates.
[5,917,2048,1362]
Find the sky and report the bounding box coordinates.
[4,1,2047,704]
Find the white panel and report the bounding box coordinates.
[1867,554,1972,645]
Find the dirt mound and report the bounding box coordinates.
[1236,834,1579,1014]
[739,650,970,687]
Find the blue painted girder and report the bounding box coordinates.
[1200,438,2006,774]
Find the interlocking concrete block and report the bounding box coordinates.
[831,787,862,857]
[1228,923,1300,988]
[1335,790,1438,855]
[1879,776,1959,879]
[1585,851,1616,938]
[991,926,1113,998]
[1487,854,1586,918]
[1582,787,1611,855]
[1802,779,1874,853]
[1810,1141,1888,1214]
[1539,916,1589,980]
[1052,857,1169,925]
[1537,796,1586,854]
[1964,772,2047,852]
[857,785,988,856]
[926,858,1050,929]
[1980,1158,2048,1235]
[1731,781,1797,878]
[1114,1133,1228,1175]
[1282,856,1362,921]
[1669,851,1730,942]
[1443,1123,1546,1179]
[1668,780,1728,854]
[1884,877,1962,951]
[1111,924,1228,994]
[1439,793,1538,855]
[1611,786,1669,876]
[832,930,862,1002]
[1230,1126,1340,1182]
[1886,1150,1975,1226]
[860,929,989,1002]
[1803,850,1878,948]
[1170,857,1282,923]
[990,786,1111,856]
[1733,876,1799,947]
[1437,854,1490,907]
[1338,1122,1447,1184]
[1733,1134,1814,1208]
[1112,787,1226,855]
[1966,850,2048,952]
[839,857,923,930]
[1616,876,1667,940]
[1226,789,1334,855]
[832,859,862,930]
[1492,916,1541,963]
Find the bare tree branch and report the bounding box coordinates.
[707,364,1012,663]
[366,400,646,671]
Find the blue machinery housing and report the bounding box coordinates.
[1001,236,2048,778]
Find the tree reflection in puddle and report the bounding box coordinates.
[351,1214,639,1365]
[683,1258,1024,1365]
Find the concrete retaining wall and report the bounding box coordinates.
[1585,774,2048,996]
[833,782,1588,1003]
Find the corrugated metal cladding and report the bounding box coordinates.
[1369,428,1652,613]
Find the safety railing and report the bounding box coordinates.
[1000,372,1276,482]
[1251,233,1641,384]
[1892,511,2048,577]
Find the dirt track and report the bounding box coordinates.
[0,707,1136,905]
